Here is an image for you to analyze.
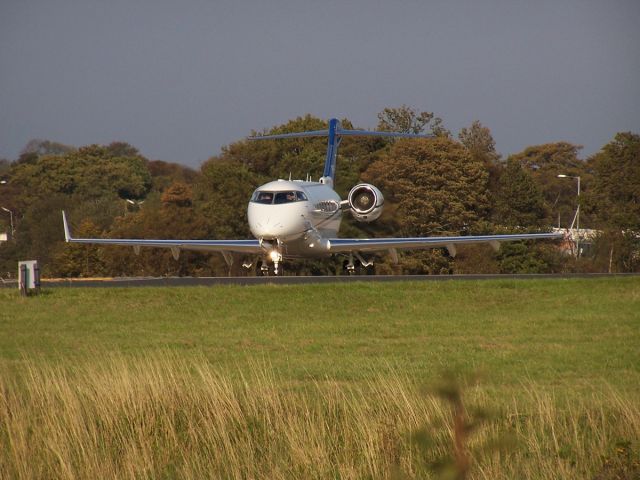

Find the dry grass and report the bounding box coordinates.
[1,353,638,479]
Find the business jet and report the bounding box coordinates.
[62,118,562,275]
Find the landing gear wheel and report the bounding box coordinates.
[257,261,269,277]
[343,259,356,276]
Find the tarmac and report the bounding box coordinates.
[1,273,637,288]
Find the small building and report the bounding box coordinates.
[552,227,599,257]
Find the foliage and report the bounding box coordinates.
[458,120,500,166]
[492,159,547,228]
[587,132,640,230]
[0,113,638,277]
[507,142,588,228]
[196,158,263,239]
[10,144,151,202]
[377,104,449,136]
[365,136,489,237]
[50,219,106,277]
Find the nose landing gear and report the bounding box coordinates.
[255,250,284,276]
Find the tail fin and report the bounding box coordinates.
[248,118,431,186]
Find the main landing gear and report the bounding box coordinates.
[343,253,375,276]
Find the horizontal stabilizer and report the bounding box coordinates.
[248,130,330,140]
[337,129,431,138]
[249,127,432,141]
[248,118,433,184]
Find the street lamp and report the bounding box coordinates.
[123,198,145,215]
[1,206,15,239]
[557,174,581,257]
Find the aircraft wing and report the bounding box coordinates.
[328,232,564,255]
[62,211,262,254]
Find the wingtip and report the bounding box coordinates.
[62,210,71,241]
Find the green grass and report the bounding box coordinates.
[1,278,639,479]
[1,278,638,392]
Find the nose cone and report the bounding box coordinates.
[248,203,307,240]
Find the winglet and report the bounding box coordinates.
[62,210,72,242]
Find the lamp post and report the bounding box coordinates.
[557,174,581,257]
[1,206,15,239]
[123,198,145,215]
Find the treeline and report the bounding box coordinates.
[0,106,638,277]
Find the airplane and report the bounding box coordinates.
[62,117,563,275]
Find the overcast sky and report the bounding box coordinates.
[1,0,639,167]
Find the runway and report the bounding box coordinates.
[1,273,637,288]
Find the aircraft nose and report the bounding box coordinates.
[248,204,306,240]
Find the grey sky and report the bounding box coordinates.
[1,0,639,167]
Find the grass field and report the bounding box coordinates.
[1,278,639,478]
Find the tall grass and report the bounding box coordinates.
[0,353,638,479]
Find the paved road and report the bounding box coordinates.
[1,273,637,288]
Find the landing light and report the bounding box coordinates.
[269,250,280,262]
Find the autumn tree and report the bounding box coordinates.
[100,182,210,277]
[588,132,640,230]
[363,136,489,273]
[377,105,449,136]
[196,158,263,240]
[17,139,76,165]
[585,132,640,272]
[458,121,500,165]
[492,159,547,228]
[508,142,587,228]
[50,219,106,277]
[10,145,151,203]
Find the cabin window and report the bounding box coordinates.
[274,191,298,204]
[251,190,308,204]
[252,191,274,204]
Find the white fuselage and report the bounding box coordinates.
[247,179,342,258]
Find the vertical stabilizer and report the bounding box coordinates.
[322,118,341,186]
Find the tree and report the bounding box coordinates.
[363,136,489,273]
[161,182,193,207]
[147,160,199,192]
[196,158,263,239]
[492,159,547,228]
[365,136,489,236]
[100,189,211,277]
[459,121,502,213]
[585,132,640,272]
[458,121,500,165]
[507,142,587,228]
[588,132,640,230]
[377,105,449,136]
[18,139,76,164]
[50,219,106,277]
[10,145,152,203]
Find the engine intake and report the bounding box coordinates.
[347,184,384,222]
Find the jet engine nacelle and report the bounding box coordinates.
[347,183,384,222]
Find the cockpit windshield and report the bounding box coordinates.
[251,190,308,205]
